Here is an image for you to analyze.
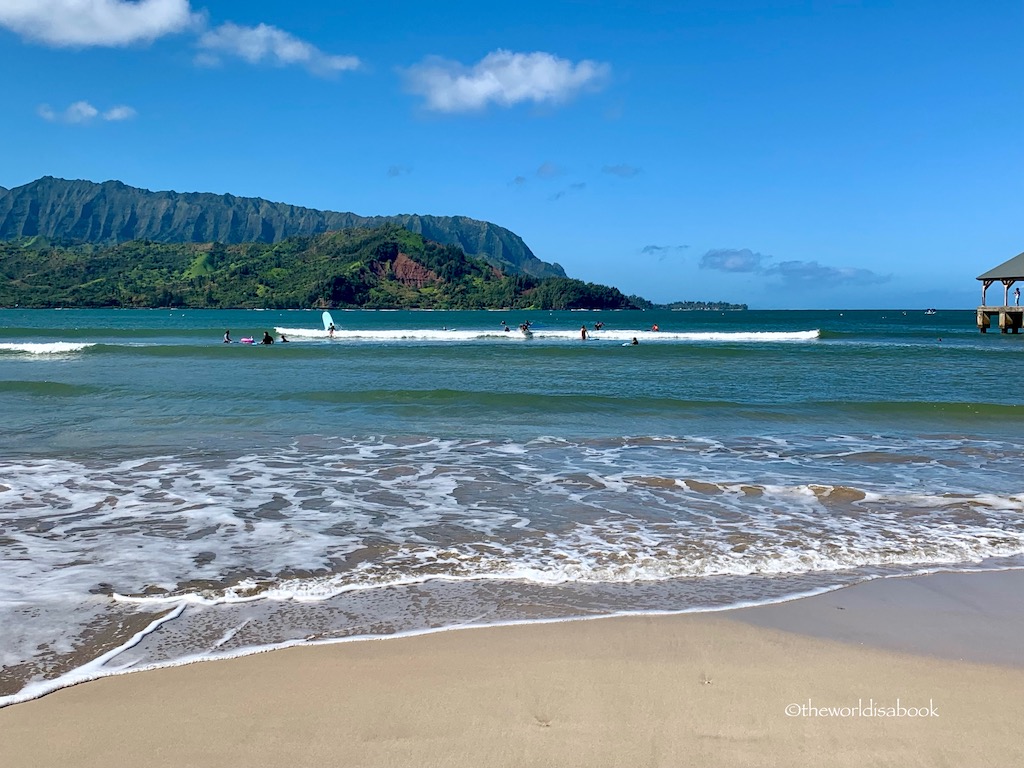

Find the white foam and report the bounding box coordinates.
[4,434,1024,707]
[272,327,821,343]
[0,604,185,708]
[0,342,95,354]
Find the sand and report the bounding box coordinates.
[1,570,1022,768]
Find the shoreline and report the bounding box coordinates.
[2,570,1022,767]
[5,565,1020,710]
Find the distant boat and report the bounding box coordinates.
[925,309,937,315]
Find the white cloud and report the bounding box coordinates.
[38,100,138,123]
[403,50,610,112]
[103,105,137,120]
[0,3,359,81]
[701,248,766,273]
[0,0,197,47]
[197,22,360,76]
[65,100,99,122]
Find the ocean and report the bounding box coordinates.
[2,307,1023,705]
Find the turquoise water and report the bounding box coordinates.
[2,308,1023,704]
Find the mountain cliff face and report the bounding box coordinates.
[0,177,565,279]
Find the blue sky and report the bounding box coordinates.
[0,0,1020,308]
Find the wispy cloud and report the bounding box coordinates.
[700,248,767,273]
[196,22,360,76]
[0,0,198,47]
[387,165,412,177]
[102,105,137,121]
[550,182,586,201]
[509,176,527,186]
[536,161,565,179]
[700,248,889,285]
[403,50,610,113]
[642,244,689,261]
[38,100,137,123]
[767,260,890,285]
[603,164,641,178]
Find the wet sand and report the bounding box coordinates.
[1,570,1021,768]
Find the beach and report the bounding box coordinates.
[2,569,1021,768]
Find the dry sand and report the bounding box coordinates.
[2,571,1021,768]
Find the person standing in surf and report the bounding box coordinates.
[223,329,232,343]
[328,323,336,339]
[580,325,588,340]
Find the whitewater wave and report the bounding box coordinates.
[274,327,821,343]
[0,342,95,355]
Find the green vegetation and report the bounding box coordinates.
[0,226,651,310]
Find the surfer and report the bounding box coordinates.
[223,329,232,343]
[651,324,659,332]
[631,337,639,345]
[328,323,336,339]
[580,325,588,340]
[261,331,274,345]
[279,334,289,343]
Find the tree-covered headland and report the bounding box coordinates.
[0,226,654,310]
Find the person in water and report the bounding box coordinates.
[261,331,274,345]
[631,337,639,345]
[223,329,232,343]
[279,334,289,343]
[580,325,588,340]
[651,324,659,332]
[328,323,336,338]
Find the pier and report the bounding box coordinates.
[975,306,1023,334]
[976,251,1024,333]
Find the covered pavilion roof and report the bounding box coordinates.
[977,252,1024,281]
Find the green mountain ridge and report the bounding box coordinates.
[0,225,651,311]
[0,176,565,279]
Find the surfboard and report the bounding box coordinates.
[322,311,336,331]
